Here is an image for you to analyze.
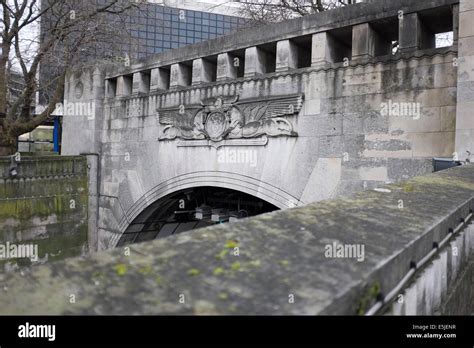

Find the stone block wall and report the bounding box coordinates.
[456,0,474,162]
[0,156,88,272]
[0,164,472,315]
[60,0,461,248]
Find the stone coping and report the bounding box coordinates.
[0,156,87,179]
[105,0,458,78]
[0,164,472,315]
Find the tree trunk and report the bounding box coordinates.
[0,127,18,156]
[0,41,10,116]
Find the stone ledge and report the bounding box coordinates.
[0,156,87,179]
[106,0,458,78]
[0,165,473,315]
[104,48,458,100]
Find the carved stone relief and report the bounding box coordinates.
[157,94,304,147]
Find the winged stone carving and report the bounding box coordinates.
[157,94,304,142]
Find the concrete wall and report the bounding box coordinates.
[75,51,456,250]
[0,156,88,272]
[61,0,460,249]
[456,0,474,162]
[0,164,472,315]
[389,224,473,315]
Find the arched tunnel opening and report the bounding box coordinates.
[116,187,279,246]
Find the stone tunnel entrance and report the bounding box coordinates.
[116,187,279,246]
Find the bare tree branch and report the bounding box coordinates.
[232,0,356,24]
[0,0,138,155]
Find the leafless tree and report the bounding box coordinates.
[0,0,137,156]
[234,0,359,24]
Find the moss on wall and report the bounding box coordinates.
[0,156,89,272]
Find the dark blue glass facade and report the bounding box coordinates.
[39,1,247,106]
[128,5,248,59]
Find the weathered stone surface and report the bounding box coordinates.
[59,0,463,251]
[276,39,298,71]
[170,63,192,88]
[192,58,216,85]
[150,68,170,91]
[100,0,457,78]
[0,165,472,315]
[244,46,267,77]
[456,0,474,163]
[0,157,89,272]
[132,72,150,95]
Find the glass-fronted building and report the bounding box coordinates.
[127,5,247,59]
[35,1,248,154]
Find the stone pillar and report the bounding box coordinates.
[312,32,335,67]
[83,153,99,252]
[192,59,205,85]
[132,72,150,95]
[453,4,460,45]
[105,79,116,98]
[116,75,132,97]
[217,53,238,80]
[276,39,298,71]
[399,12,435,52]
[150,68,170,91]
[244,46,266,77]
[62,66,106,155]
[170,63,191,88]
[352,23,376,60]
[192,58,216,85]
[455,0,474,162]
